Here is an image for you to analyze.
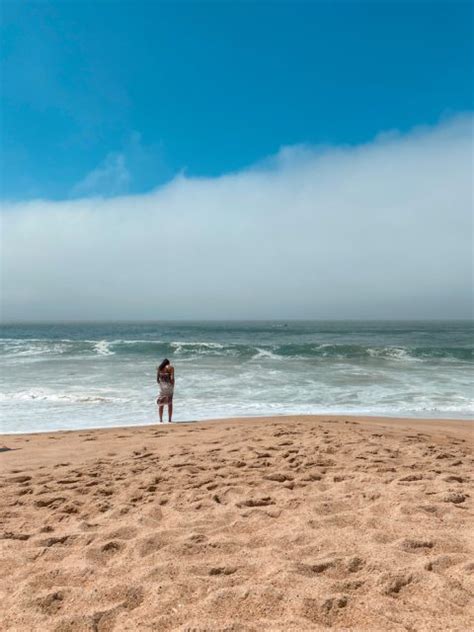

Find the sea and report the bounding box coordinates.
[0,320,472,434]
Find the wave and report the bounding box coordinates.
[93,340,114,356]
[273,343,473,362]
[0,337,472,362]
[0,389,127,404]
[253,347,283,361]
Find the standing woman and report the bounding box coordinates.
[156,358,174,423]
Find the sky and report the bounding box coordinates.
[0,1,472,320]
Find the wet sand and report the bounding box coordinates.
[1,415,473,631]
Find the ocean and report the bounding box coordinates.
[0,320,472,433]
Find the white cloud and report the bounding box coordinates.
[1,114,472,320]
[71,152,131,197]
[70,133,171,198]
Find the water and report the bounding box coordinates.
[0,321,472,433]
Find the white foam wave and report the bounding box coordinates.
[170,341,227,355]
[367,347,420,361]
[252,348,283,361]
[1,337,109,358]
[0,339,72,357]
[171,341,225,349]
[111,338,163,345]
[93,340,114,356]
[0,389,126,404]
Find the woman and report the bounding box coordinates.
[156,358,174,423]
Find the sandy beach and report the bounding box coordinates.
[1,415,473,631]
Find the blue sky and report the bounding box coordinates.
[1,1,472,200]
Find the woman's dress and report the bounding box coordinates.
[158,370,174,402]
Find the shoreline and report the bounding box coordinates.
[1,414,473,630]
[2,411,473,438]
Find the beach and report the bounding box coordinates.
[1,414,473,631]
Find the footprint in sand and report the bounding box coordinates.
[296,559,337,576]
[99,584,145,611]
[9,475,32,483]
[425,555,463,572]
[441,491,467,504]
[38,534,79,547]
[136,534,164,557]
[236,497,274,508]
[86,540,126,564]
[302,595,348,626]
[333,579,365,592]
[209,566,238,576]
[346,556,365,572]
[443,475,465,483]
[34,496,67,509]
[379,571,414,595]
[2,531,31,541]
[106,526,138,540]
[399,538,435,553]
[398,473,423,482]
[264,473,292,483]
[34,590,65,615]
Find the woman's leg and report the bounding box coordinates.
[168,400,173,423]
[158,400,164,423]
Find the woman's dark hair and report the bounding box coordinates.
[158,358,170,372]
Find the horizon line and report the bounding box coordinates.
[1,317,472,325]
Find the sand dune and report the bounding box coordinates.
[1,415,473,631]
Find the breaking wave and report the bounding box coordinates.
[0,338,471,363]
[0,389,127,404]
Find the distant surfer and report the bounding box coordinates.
[156,358,174,423]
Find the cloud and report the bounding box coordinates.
[1,114,472,320]
[71,152,131,197]
[70,133,172,198]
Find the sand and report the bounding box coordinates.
[1,414,473,631]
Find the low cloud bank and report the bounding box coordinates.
[1,115,472,320]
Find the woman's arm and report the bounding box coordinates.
[169,366,175,386]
